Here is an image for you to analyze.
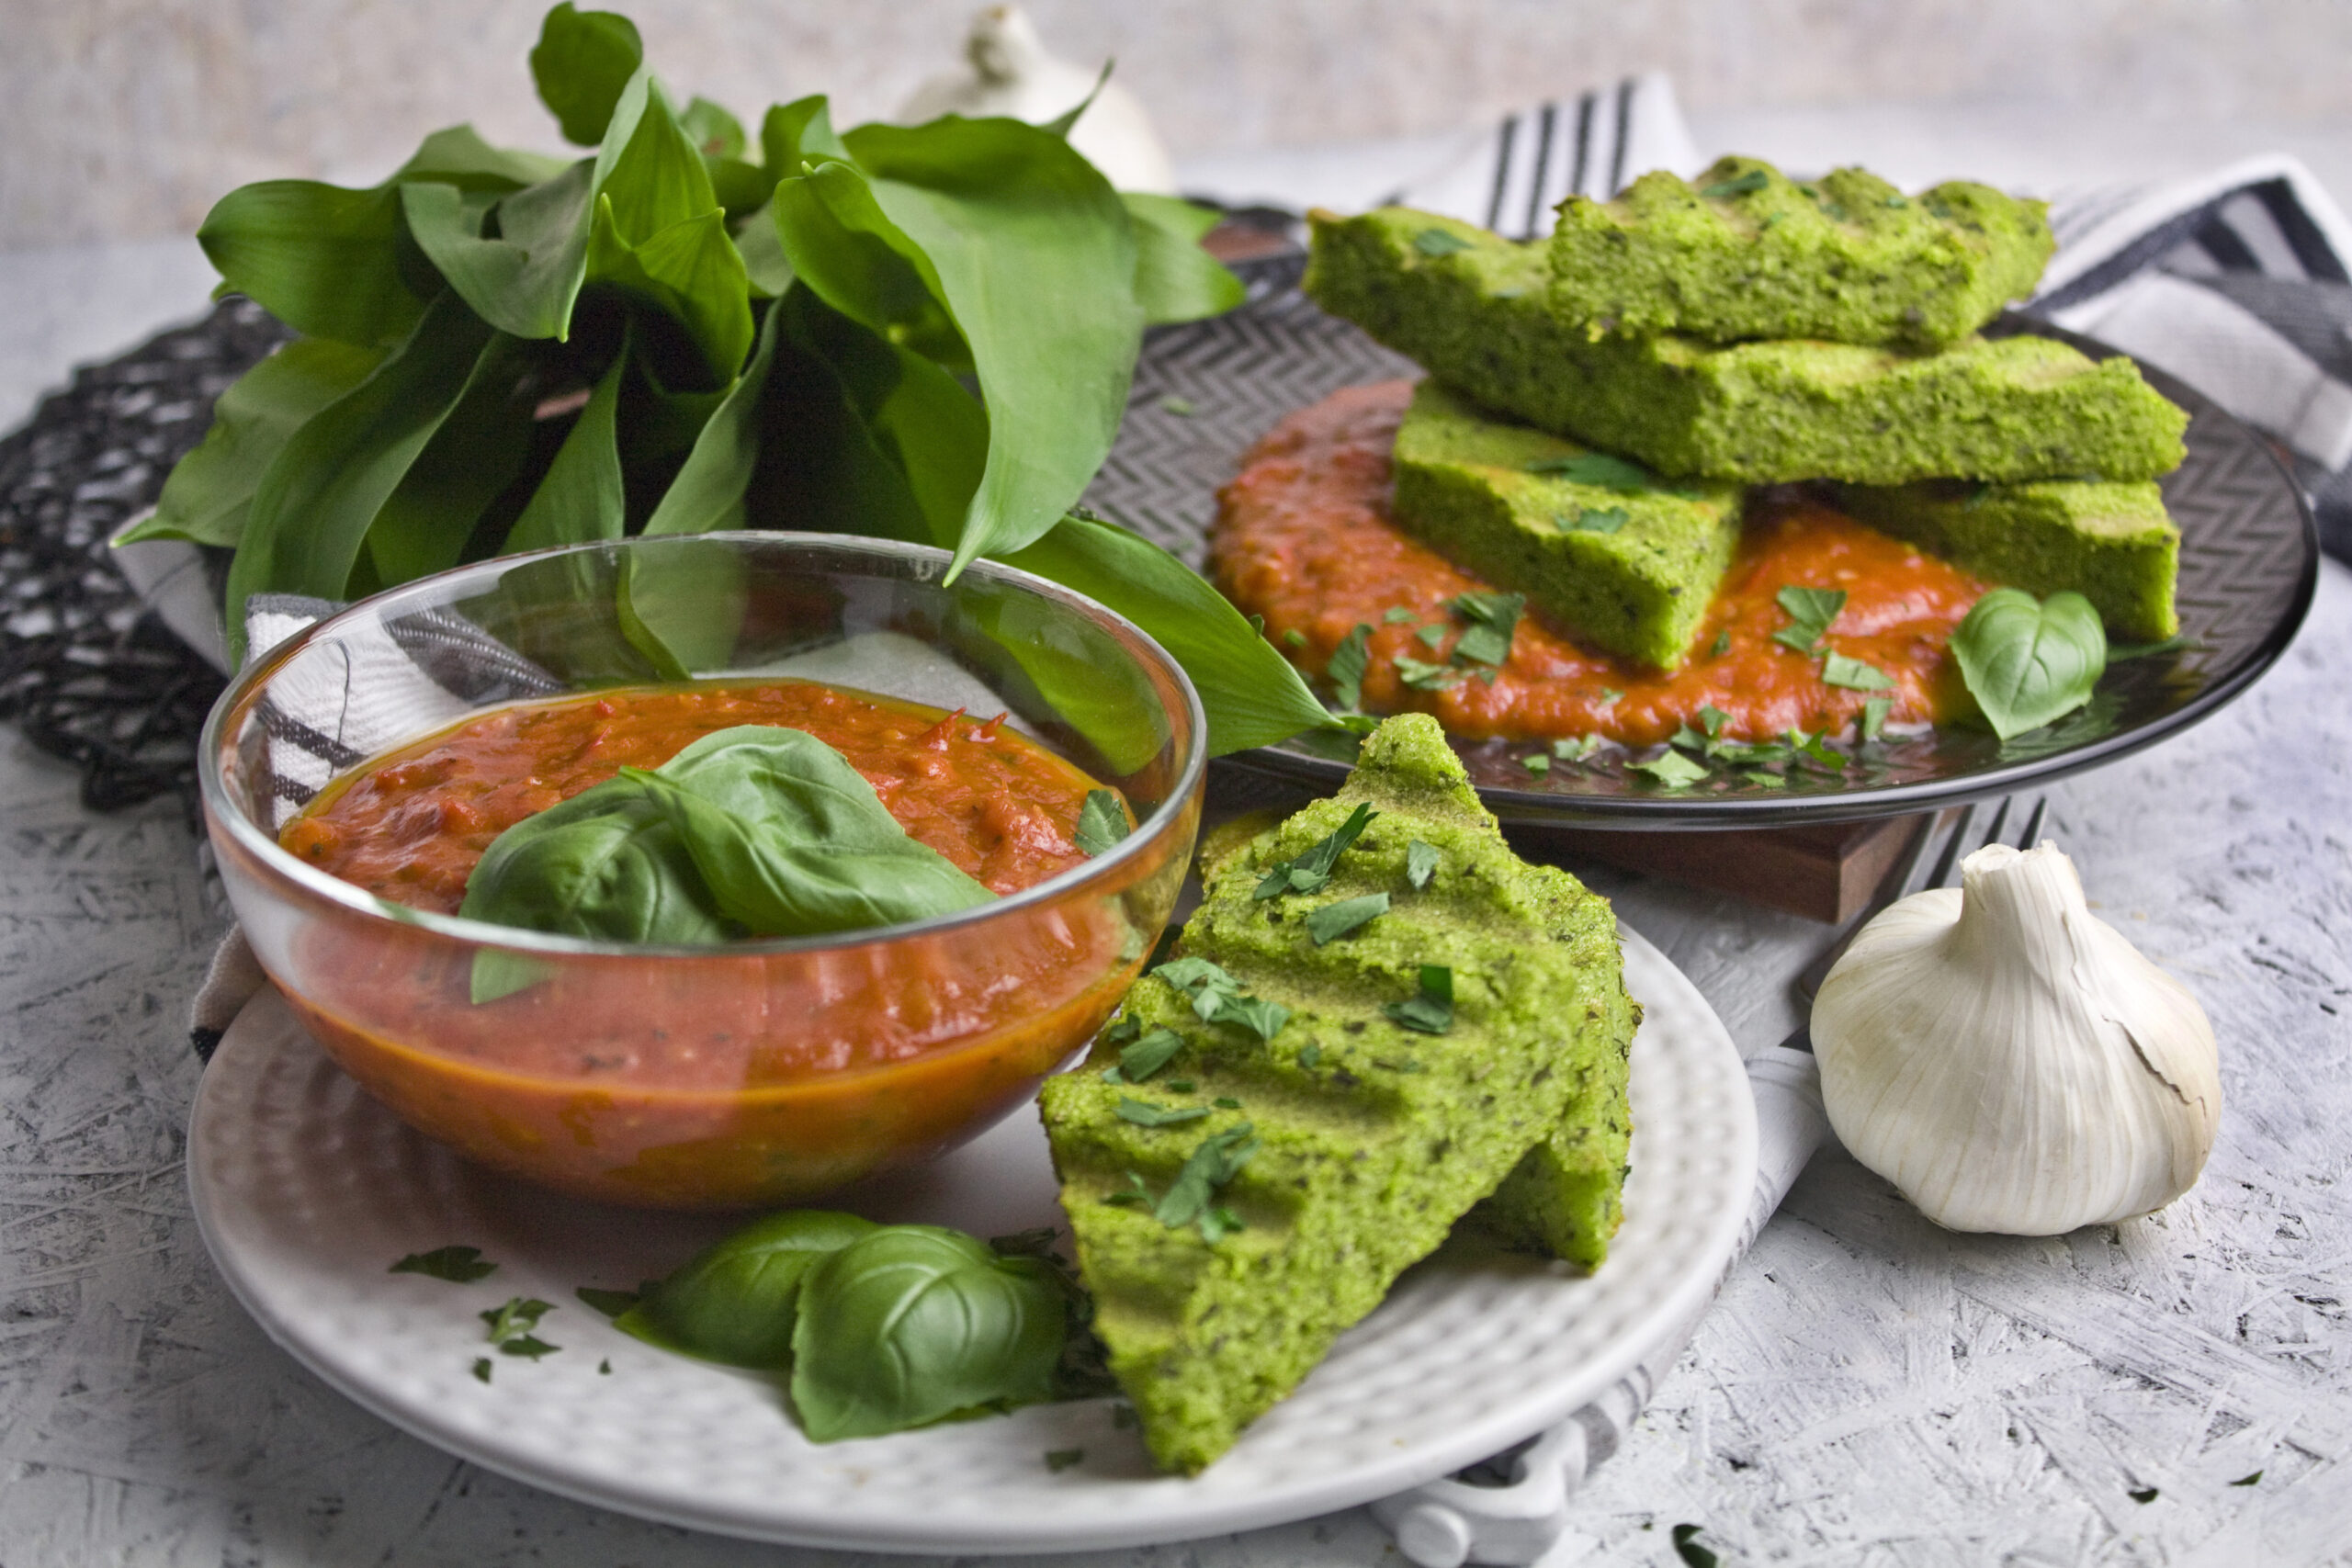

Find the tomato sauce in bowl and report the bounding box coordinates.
[1210,380,1991,749]
[245,681,1162,1208]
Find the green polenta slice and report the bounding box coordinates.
[1831,478,2181,641]
[1305,207,2188,485]
[1548,154,2053,349]
[1040,715,1636,1474]
[1392,379,1743,669]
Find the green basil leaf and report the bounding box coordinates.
[1115,1097,1212,1128]
[1306,892,1388,945]
[623,725,996,935]
[505,335,630,551]
[392,124,572,193]
[840,118,1145,573]
[789,1226,1065,1440]
[1820,651,1894,692]
[643,299,784,536]
[122,337,385,548]
[530,3,645,146]
[390,1245,498,1282]
[1406,840,1440,889]
[999,513,1345,756]
[1860,697,1892,740]
[198,180,426,347]
[1074,790,1131,856]
[224,292,494,661]
[618,1209,876,1367]
[1118,192,1245,326]
[361,332,539,584]
[401,161,597,342]
[1951,587,2108,740]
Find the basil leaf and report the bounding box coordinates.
[1306,892,1388,946]
[459,773,731,960]
[1115,1098,1211,1128]
[119,337,384,548]
[789,1226,1065,1440]
[1951,588,2108,740]
[223,291,494,660]
[197,180,425,347]
[390,1245,498,1282]
[530,3,645,146]
[1406,840,1439,889]
[999,513,1346,756]
[1697,705,1729,737]
[505,335,630,551]
[1523,753,1551,774]
[1119,1025,1185,1082]
[1154,1122,1261,1229]
[1327,622,1373,710]
[1074,790,1132,857]
[1821,651,1894,691]
[618,1209,876,1367]
[1119,192,1245,325]
[1629,750,1712,788]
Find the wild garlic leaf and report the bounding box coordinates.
[1951,588,2108,740]
[529,3,645,146]
[789,1226,1065,1440]
[504,331,630,551]
[1120,192,1246,325]
[198,179,426,347]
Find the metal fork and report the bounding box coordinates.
[1372,794,2052,1568]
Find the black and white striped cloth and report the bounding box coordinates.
[1379,76,2352,561]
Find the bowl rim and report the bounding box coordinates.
[198,531,1209,958]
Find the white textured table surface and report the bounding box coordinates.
[6,129,2352,1565]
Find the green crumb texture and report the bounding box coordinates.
[1830,478,2182,641]
[1548,155,2055,349]
[1040,715,1636,1474]
[1391,380,1744,670]
[1304,208,2188,485]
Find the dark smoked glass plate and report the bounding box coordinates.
[1082,261,2322,828]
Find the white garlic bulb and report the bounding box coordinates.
[895,6,1179,194]
[1814,840,2219,1235]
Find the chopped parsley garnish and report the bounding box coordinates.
[472,1358,493,1383]
[1671,1523,1721,1568]
[1382,606,1419,624]
[1523,753,1551,774]
[1821,652,1894,691]
[1306,892,1389,946]
[1743,769,1786,787]
[1115,1098,1213,1128]
[1396,654,1462,690]
[1297,1043,1323,1069]
[1450,591,1525,666]
[1384,964,1454,1034]
[1784,728,1848,770]
[1556,504,1629,534]
[1328,623,1373,708]
[390,1245,498,1283]
[574,1286,639,1318]
[1282,626,1307,648]
[2231,1470,2263,1486]
[1697,705,1729,738]
[1772,585,1848,653]
[1710,629,1732,657]
[1405,840,1440,889]
[1214,1096,1242,1110]
[1253,801,1377,899]
[2128,1487,2159,1505]
[1700,169,1770,198]
[1553,734,1603,762]
[1413,227,1474,257]
[1159,394,1195,416]
[1629,750,1710,788]
[1072,790,1131,856]
[1046,1448,1086,1472]
[1199,1205,1246,1243]
[1596,687,1623,706]
[1414,622,1448,649]
[1669,723,1710,753]
[481,1297,559,1359]
[1119,1025,1185,1081]
[599,1359,612,1374]
[1154,1123,1261,1232]
[1524,452,1661,491]
[1154,956,1289,1041]
[1860,697,1892,741]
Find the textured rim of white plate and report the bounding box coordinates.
[187,926,1755,1555]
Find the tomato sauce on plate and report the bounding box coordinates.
[1210,380,1991,748]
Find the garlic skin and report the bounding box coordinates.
[896,6,1179,194]
[1814,841,2219,1235]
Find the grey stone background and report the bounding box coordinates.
[11,0,2352,250]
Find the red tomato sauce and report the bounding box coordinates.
[1210,380,1991,748]
[283,681,1102,915]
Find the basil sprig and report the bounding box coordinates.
[1950,588,2108,740]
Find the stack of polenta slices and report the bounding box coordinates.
[1304,155,2188,671]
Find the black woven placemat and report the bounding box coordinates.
[0,298,288,818]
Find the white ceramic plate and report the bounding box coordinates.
[187,927,1754,1555]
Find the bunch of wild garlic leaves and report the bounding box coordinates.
[129,4,1343,755]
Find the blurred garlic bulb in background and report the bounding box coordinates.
[896,5,1178,193]
[1814,841,2221,1236]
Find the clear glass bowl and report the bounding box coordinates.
[201,534,1204,1208]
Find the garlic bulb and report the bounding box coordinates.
[1814,840,2219,1235]
[895,6,1179,194]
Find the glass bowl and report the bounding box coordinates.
[201,534,1205,1209]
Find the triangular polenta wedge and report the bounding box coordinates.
[1039,715,1637,1473]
